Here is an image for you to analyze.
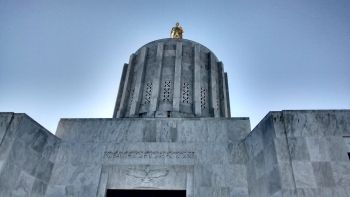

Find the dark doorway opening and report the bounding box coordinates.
[106,189,186,197]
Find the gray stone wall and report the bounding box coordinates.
[0,113,60,197]
[244,110,350,197]
[47,117,250,197]
[1,110,349,197]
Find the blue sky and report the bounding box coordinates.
[1,0,350,133]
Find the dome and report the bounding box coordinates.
[113,38,231,118]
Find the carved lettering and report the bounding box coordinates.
[103,151,195,160]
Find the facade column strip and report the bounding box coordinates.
[193,44,201,116]
[172,42,182,112]
[218,62,228,117]
[129,47,147,116]
[209,53,220,117]
[116,54,135,118]
[150,42,164,113]
[224,73,231,117]
[96,167,109,197]
[113,63,128,118]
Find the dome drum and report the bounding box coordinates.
[113,39,231,118]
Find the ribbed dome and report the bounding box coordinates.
[113,38,231,118]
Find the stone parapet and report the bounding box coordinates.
[244,110,350,197]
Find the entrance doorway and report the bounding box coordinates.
[106,189,186,197]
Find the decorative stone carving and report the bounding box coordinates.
[200,87,207,109]
[182,82,191,104]
[143,82,152,104]
[162,80,172,102]
[125,166,169,183]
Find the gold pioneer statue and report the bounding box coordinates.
[170,22,184,39]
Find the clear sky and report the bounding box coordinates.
[1,0,350,133]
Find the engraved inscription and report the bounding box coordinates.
[104,151,195,159]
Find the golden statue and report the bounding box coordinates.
[170,22,184,39]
